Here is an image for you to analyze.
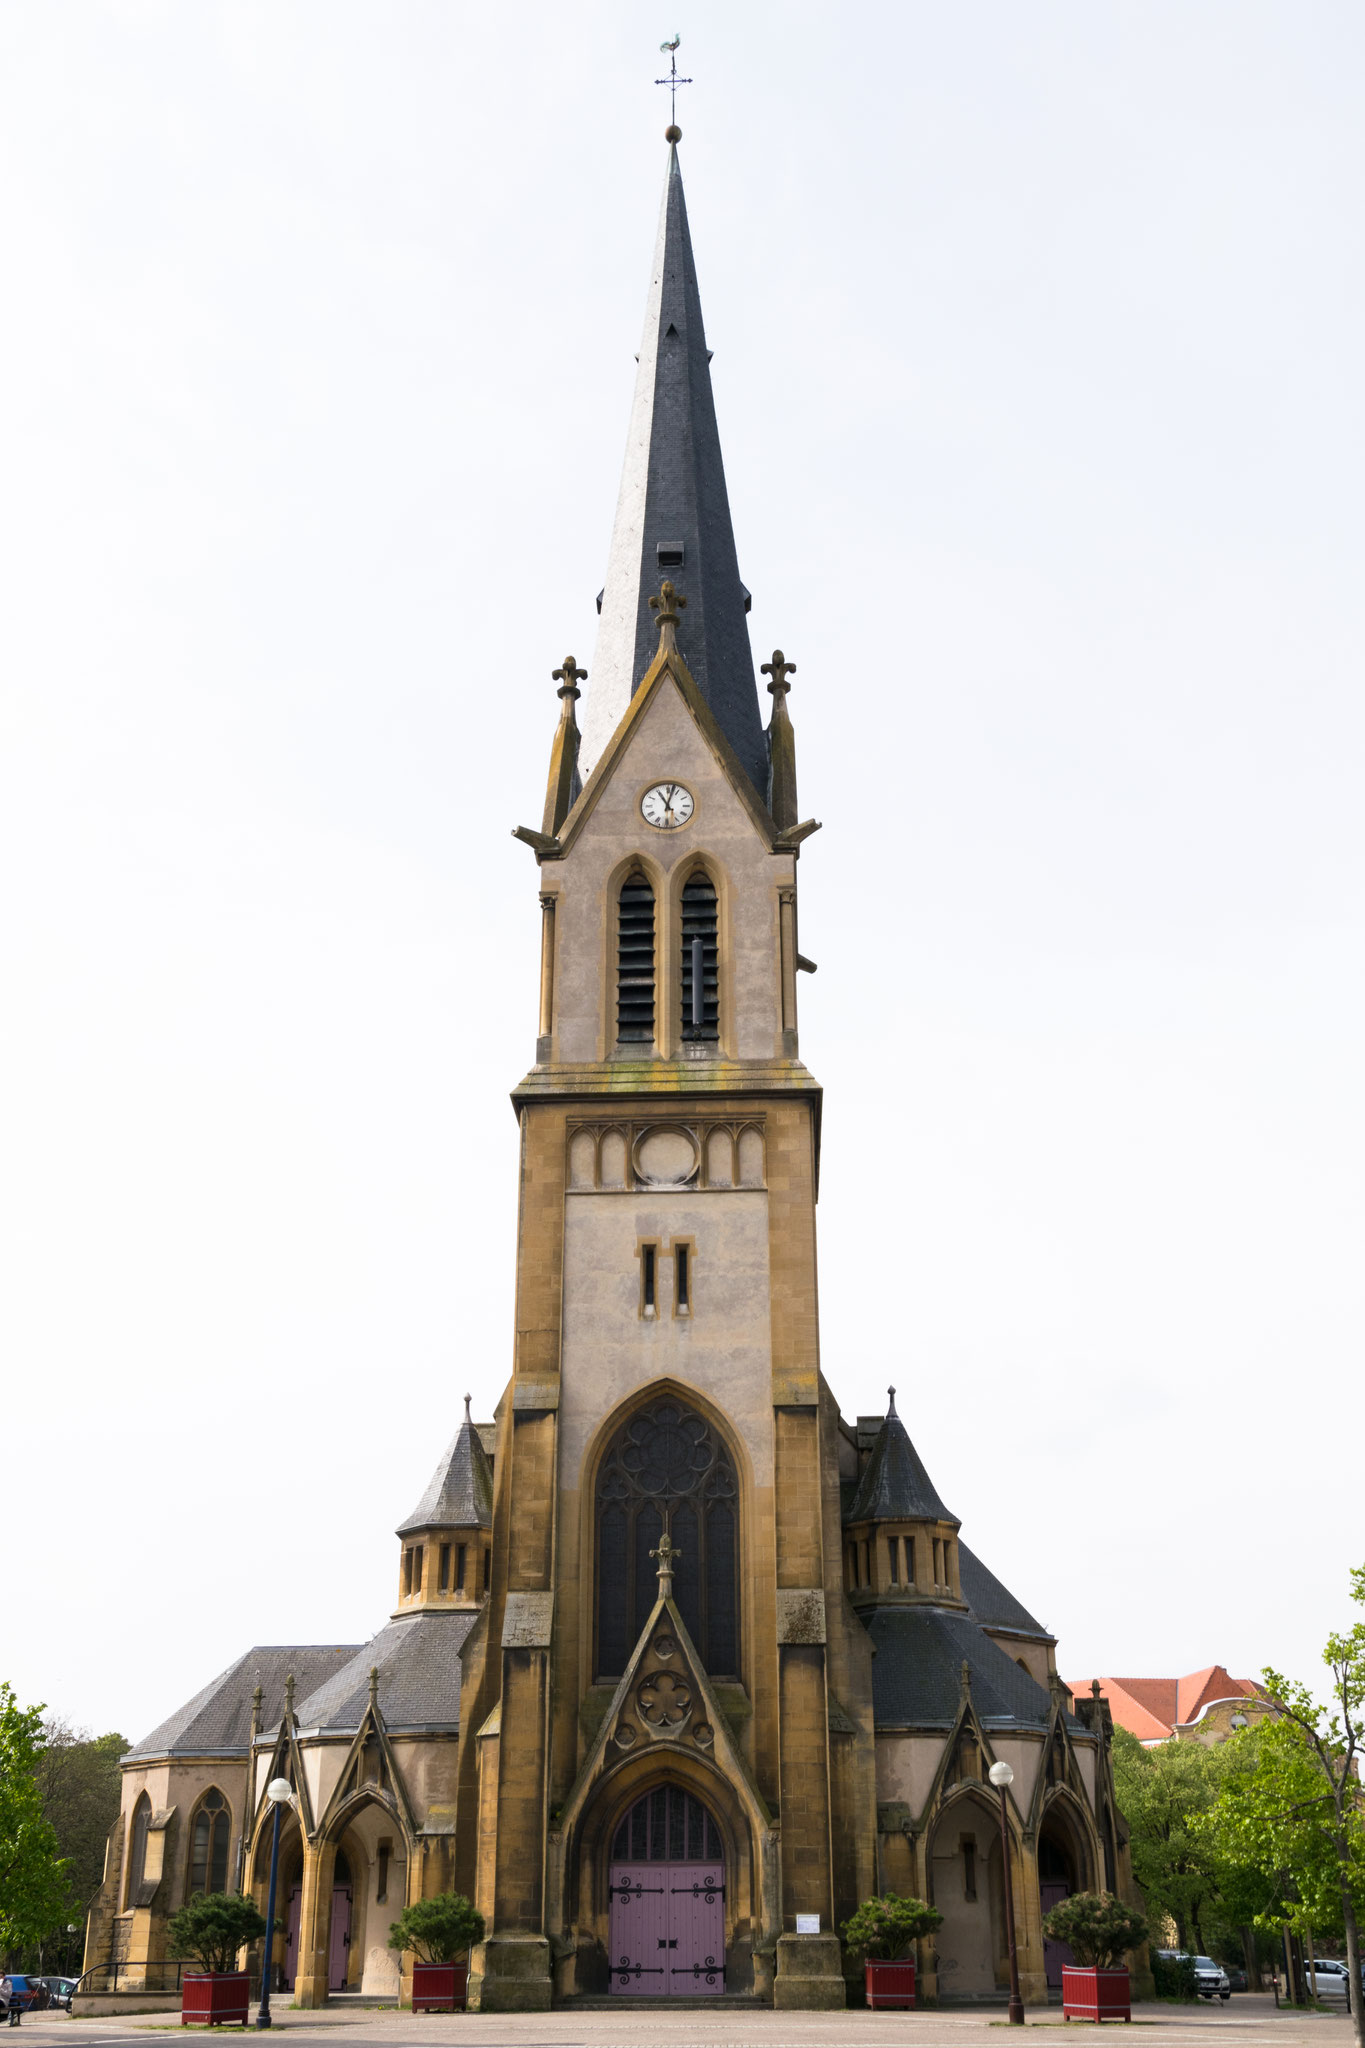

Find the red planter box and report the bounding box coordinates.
[410,1961,468,2012]
[181,1974,250,2028]
[865,1958,916,2010]
[1062,1965,1131,2023]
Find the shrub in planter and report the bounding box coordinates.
[1042,1892,1149,2024]
[841,1894,943,2010]
[169,1894,269,2029]
[388,1893,485,2012]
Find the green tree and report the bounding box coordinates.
[0,1684,70,1955]
[30,1718,128,1968]
[1110,1725,1232,1951]
[1200,1565,1365,2048]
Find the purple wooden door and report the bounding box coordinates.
[1041,1880,1073,1989]
[608,1865,670,1994]
[328,1886,352,1991]
[284,1886,301,1989]
[664,1863,725,1994]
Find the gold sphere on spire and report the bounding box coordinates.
[665,124,682,143]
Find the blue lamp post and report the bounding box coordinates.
[255,1779,293,2030]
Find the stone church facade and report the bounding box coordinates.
[86,135,1140,2012]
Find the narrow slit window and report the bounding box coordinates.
[403,1548,414,1596]
[482,1545,491,1594]
[617,871,656,1043]
[413,1544,424,1593]
[905,1533,915,1585]
[376,1843,390,1904]
[888,1536,899,1583]
[860,1539,870,1586]
[641,1243,657,1316]
[675,1242,690,1314]
[438,1543,451,1592]
[456,1543,467,1592]
[681,871,719,1040]
[963,1838,977,1901]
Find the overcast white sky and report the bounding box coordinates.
[2,1,1362,1745]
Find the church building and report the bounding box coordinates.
[86,131,1139,2013]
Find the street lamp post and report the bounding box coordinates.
[989,1759,1026,2026]
[255,1779,293,2030]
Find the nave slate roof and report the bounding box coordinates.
[397,1397,494,1535]
[581,139,767,796]
[126,1644,361,1758]
[958,1541,1048,1640]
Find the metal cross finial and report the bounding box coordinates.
[655,35,692,132]
[650,1530,682,1593]
[761,649,797,698]
[552,655,586,699]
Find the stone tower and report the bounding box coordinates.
[453,132,874,2012]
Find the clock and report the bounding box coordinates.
[641,782,695,830]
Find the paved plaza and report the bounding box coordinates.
[16,1993,1351,2048]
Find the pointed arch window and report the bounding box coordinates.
[617,871,656,1044]
[125,1793,151,1908]
[681,871,719,1040]
[595,1397,738,1679]
[188,1788,231,1898]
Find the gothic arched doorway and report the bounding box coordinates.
[1039,1799,1090,1991]
[608,1785,725,1997]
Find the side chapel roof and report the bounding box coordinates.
[580,136,767,796]
[292,1612,479,1734]
[397,1399,494,1536]
[866,1605,1067,1730]
[126,1644,361,1758]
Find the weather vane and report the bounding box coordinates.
[655,35,692,129]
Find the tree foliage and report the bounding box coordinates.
[1111,1725,1234,1952]
[840,1892,942,1962]
[1039,1890,1148,1969]
[386,1892,484,1964]
[1198,1564,1365,2047]
[166,1893,268,1976]
[0,1683,70,1954]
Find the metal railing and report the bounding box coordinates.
[71,1960,187,1995]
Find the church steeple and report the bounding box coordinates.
[580,135,767,798]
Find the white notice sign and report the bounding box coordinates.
[795,1914,821,1934]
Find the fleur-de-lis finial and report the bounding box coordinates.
[650,1529,682,1594]
[761,649,796,698]
[552,655,586,700]
[649,579,687,650]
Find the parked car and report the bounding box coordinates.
[1307,1958,1357,1999]
[37,1978,77,2011]
[1223,1964,1250,1992]
[1192,1957,1232,2001]
[0,1978,43,2013]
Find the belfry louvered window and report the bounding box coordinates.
[595,1397,738,1679]
[681,871,719,1040]
[617,871,656,1043]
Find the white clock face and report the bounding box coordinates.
[641,781,695,830]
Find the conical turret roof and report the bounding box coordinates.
[846,1389,957,1526]
[397,1398,493,1536]
[580,137,767,796]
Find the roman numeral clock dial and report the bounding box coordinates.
[641,782,694,830]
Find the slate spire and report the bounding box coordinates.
[847,1387,959,1527]
[580,136,767,796]
[397,1395,493,1536]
